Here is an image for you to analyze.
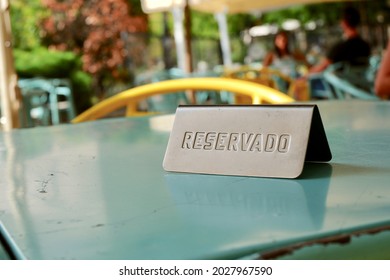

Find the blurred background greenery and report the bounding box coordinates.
[9,0,390,113]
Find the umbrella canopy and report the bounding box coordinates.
[190,0,355,14]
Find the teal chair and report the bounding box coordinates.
[307,73,336,99]
[322,63,379,100]
[50,79,76,124]
[308,61,380,100]
[19,78,54,127]
[18,78,76,127]
[20,87,51,128]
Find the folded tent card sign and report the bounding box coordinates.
[163,105,332,179]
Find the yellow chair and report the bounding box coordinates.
[72,77,294,123]
[224,67,295,103]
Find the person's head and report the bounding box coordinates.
[274,31,290,57]
[341,6,361,30]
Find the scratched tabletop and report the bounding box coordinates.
[1,100,390,259]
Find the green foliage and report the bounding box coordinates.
[10,1,92,111]
[14,48,77,78]
[147,9,253,66]
[230,38,246,62]
[148,13,166,36]
[261,2,353,27]
[191,11,219,39]
[10,0,48,50]
[191,11,255,39]
[148,10,254,39]
[70,70,94,113]
[227,13,256,35]
[127,0,144,15]
[147,11,219,39]
[14,48,93,112]
[262,6,309,26]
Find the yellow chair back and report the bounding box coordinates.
[72,77,294,123]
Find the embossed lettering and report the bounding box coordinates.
[193,132,206,149]
[250,134,263,152]
[241,133,255,151]
[215,133,228,150]
[181,131,291,153]
[278,134,291,153]
[204,132,217,150]
[182,131,194,149]
[227,133,239,151]
[265,134,277,152]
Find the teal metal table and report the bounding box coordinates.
[1,100,390,259]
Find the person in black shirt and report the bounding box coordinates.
[310,6,370,73]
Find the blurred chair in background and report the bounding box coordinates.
[72,77,294,123]
[18,78,76,127]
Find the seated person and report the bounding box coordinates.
[310,6,371,73]
[263,31,309,95]
[263,31,308,78]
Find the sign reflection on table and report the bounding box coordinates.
[165,163,331,233]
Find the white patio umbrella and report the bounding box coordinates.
[0,0,20,130]
[189,0,355,14]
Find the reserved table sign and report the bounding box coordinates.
[163,105,331,178]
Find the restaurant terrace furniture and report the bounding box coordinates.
[0,100,389,259]
[18,78,76,127]
[322,63,379,100]
[71,77,294,123]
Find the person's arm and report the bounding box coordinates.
[263,52,274,67]
[293,52,310,67]
[309,41,343,74]
[375,42,390,99]
[309,57,332,73]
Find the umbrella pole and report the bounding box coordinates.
[184,3,193,73]
[215,11,232,67]
[172,6,187,72]
[184,2,196,103]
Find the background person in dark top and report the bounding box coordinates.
[310,6,371,73]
